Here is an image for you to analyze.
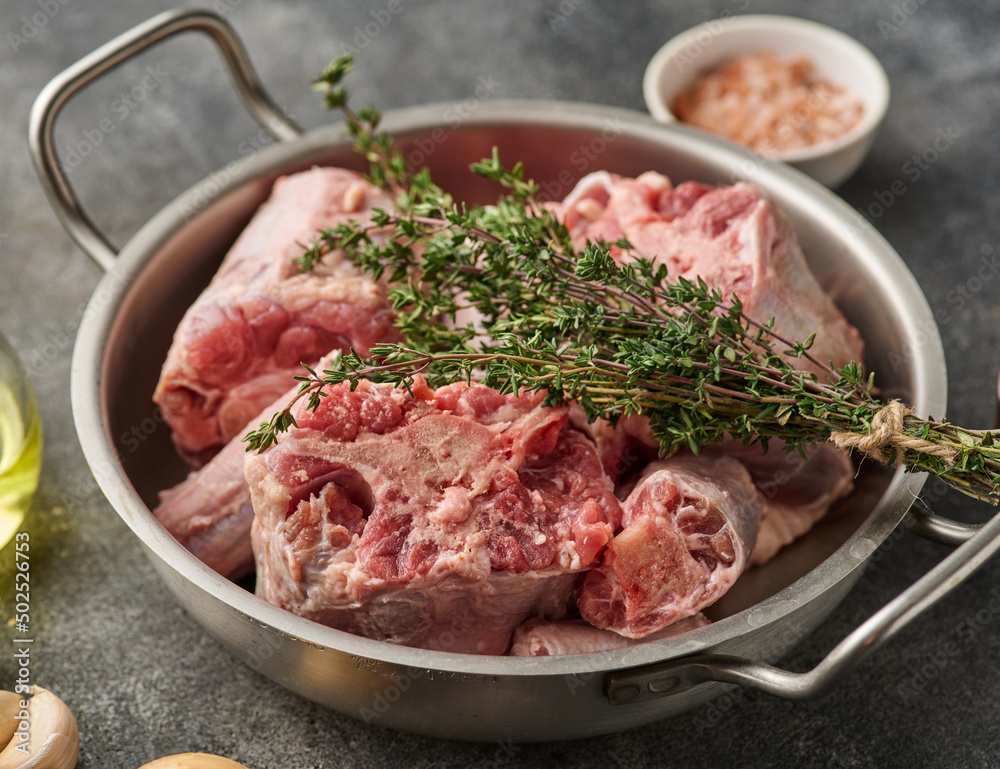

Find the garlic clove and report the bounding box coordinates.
[0,690,24,751]
[137,755,251,769]
[0,685,78,769]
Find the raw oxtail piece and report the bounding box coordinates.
[154,380,311,581]
[154,167,398,466]
[577,454,759,639]
[561,170,864,378]
[246,377,623,654]
[509,613,710,657]
[588,411,855,563]
[706,438,855,566]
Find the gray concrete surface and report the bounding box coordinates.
[2,1,1000,767]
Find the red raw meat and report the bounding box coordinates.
[561,171,860,562]
[246,377,622,654]
[154,167,398,465]
[591,409,855,566]
[154,381,310,580]
[576,454,759,639]
[509,614,710,656]
[562,170,864,377]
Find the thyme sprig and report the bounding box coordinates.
[311,55,407,197]
[244,56,1000,504]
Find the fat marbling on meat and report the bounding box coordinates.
[246,377,622,654]
[562,170,864,378]
[577,454,760,639]
[154,167,398,465]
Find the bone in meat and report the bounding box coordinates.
[246,377,622,654]
[576,454,759,639]
[561,170,864,378]
[153,167,398,465]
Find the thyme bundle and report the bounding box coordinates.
[244,56,1000,504]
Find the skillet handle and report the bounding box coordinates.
[605,500,1000,704]
[28,8,302,272]
[904,498,981,546]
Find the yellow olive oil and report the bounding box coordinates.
[0,381,42,550]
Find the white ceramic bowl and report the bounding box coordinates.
[642,14,890,187]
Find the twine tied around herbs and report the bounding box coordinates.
[831,399,958,467]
